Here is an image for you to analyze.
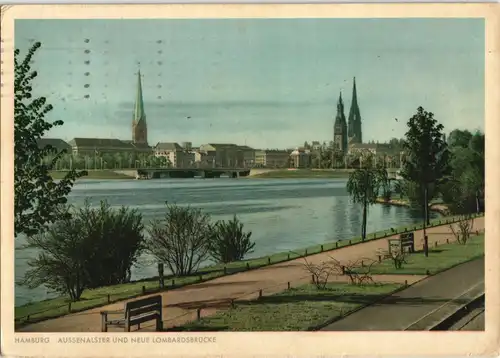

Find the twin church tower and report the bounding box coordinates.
[333,77,362,154]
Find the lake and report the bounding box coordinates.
[15,177,437,306]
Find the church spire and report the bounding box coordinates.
[132,70,148,145]
[334,90,348,154]
[133,70,146,124]
[347,76,362,144]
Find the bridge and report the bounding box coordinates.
[133,167,251,179]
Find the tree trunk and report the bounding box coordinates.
[476,192,480,213]
[362,198,367,241]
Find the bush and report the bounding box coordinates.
[207,215,255,264]
[146,203,212,276]
[18,201,144,301]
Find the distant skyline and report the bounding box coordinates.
[15,18,484,149]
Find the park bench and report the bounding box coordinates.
[100,295,163,332]
[388,232,415,255]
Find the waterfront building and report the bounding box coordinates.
[154,142,195,168]
[254,149,290,168]
[198,143,245,168]
[290,147,312,168]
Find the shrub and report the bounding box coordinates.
[18,201,145,301]
[207,215,255,264]
[146,203,211,276]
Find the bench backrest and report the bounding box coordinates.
[399,232,414,247]
[124,295,162,319]
[388,233,415,254]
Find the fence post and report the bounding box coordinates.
[196,308,201,321]
[246,263,250,270]
[172,279,175,287]
[259,289,262,299]
[107,294,110,304]
[378,255,381,263]
[68,302,72,313]
[223,266,227,274]
[199,275,203,282]
[305,249,308,256]
[268,257,271,265]
[404,280,408,286]
[230,299,235,308]
[341,266,345,275]
[361,260,364,267]
[336,242,339,248]
[434,241,437,248]
[446,238,449,244]
[287,282,290,289]
[158,263,165,289]
[287,253,290,260]
[311,275,315,283]
[321,245,324,252]
[142,285,146,295]
[349,240,351,245]
[373,233,376,239]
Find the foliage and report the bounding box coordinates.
[441,130,484,214]
[376,167,392,201]
[18,201,145,300]
[146,203,212,276]
[346,161,383,240]
[14,41,87,237]
[449,217,475,245]
[207,215,255,264]
[77,200,145,288]
[400,107,450,224]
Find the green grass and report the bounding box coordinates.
[358,234,484,276]
[172,282,402,331]
[49,170,132,180]
[15,212,483,327]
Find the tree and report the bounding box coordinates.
[14,42,86,238]
[441,130,484,214]
[18,201,145,300]
[207,215,255,264]
[146,203,212,276]
[400,107,450,225]
[346,161,382,241]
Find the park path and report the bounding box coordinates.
[18,217,484,332]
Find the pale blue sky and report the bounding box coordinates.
[15,18,484,149]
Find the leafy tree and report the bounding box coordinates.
[376,168,392,202]
[14,41,86,237]
[18,201,145,300]
[146,203,212,276]
[207,215,255,263]
[346,161,382,240]
[441,130,484,214]
[400,107,450,225]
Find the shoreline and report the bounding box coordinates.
[375,198,450,216]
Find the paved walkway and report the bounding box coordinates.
[321,256,485,331]
[18,217,484,332]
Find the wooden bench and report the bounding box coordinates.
[388,233,415,255]
[100,295,163,332]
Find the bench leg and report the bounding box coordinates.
[156,318,163,331]
[101,313,108,332]
[125,321,130,332]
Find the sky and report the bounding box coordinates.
[15,18,484,149]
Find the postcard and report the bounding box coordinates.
[1,3,499,357]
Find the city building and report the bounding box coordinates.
[254,149,290,168]
[37,138,72,153]
[333,92,348,154]
[290,148,312,168]
[347,77,363,144]
[154,142,195,168]
[69,71,152,156]
[198,143,245,167]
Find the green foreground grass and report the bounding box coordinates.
[173,282,402,331]
[360,234,485,276]
[172,233,484,331]
[15,213,482,327]
[49,170,133,180]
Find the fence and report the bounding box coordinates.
[15,212,484,327]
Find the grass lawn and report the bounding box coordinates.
[172,282,402,331]
[15,213,481,326]
[360,234,484,276]
[49,170,132,180]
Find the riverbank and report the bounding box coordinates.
[376,198,450,216]
[249,169,354,179]
[49,170,132,180]
[15,212,482,327]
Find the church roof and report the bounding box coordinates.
[68,138,136,149]
[133,70,146,124]
[155,142,183,151]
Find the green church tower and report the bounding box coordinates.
[132,70,148,145]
